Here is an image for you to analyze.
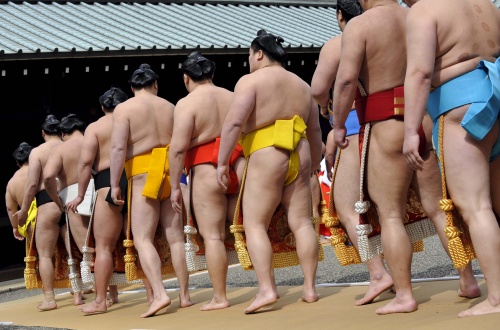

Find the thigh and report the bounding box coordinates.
[310,173,321,218]
[443,114,496,217]
[68,212,90,250]
[130,177,160,241]
[191,166,227,238]
[93,197,123,246]
[333,135,360,221]
[367,121,413,219]
[282,141,314,231]
[242,148,288,230]
[35,204,62,257]
[491,156,500,219]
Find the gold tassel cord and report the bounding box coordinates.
[229,158,253,270]
[437,115,475,269]
[24,201,39,289]
[124,178,138,281]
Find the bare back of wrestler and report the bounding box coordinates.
[15,115,63,311]
[333,0,479,315]
[109,64,192,318]
[404,0,500,318]
[43,114,90,306]
[217,30,323,314]
[169,52,245,311]
[333,2,414,315]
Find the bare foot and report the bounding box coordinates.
[107,292,119,305]
[37,301,57,311]
[458,282,481,299]
[179,294,195,308]
[145,287,154,305]
[107,287,119,304]
[200,297,230,311]
[356,274,394,305]
[458,299,500,317]
[375,296,417,315]
[301,291,319,303]
[140,296,171,318]
[301,286,319,303]
[244,293,278,314]
[73,292,85,306]
[80,300,107,315]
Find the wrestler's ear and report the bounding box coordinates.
[337,9,344,23]
[183,74,189,87]
[257,49,265,61]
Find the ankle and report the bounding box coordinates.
[43,291,56,302]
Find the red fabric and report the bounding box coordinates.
[355,86,405,125]
[356,86,426,156]
[319,180,332,237]
[184,138,243,195]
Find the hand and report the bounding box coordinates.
[66,196,83,213]
[14,209,27,228]
[320,106,330,120]
[56,197,65,213]
[320,100,332,120]
[216,164,229,192]
[325,159,333,182]
[333,126,349,149]
[403,133,425,171]
[170,187,183,214]
[12,227,24,241]
[110,187,125,206]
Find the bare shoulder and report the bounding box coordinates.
[321,35,342,55]
[29,145,42,160]
[174,97,192,115]
[156,95,175,111]
[234,73,255,90]
[84,121,99,134]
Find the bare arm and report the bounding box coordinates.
[43,150,63,211]
[67,126,97,212]
[17,151,42,224]
[403,6,436,170]
[332,20,365,149]
[311,37,341,118]
[306,98,323,173]
[217,77,255,190]
[324,130,336,180]
[109,106,129,204]
[5,182,23,240]
[169,101,194,212]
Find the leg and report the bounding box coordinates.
[441,111,500,317]
[161,193,194,309]
[80,190,123,314]
[310,173,322,236]
[241,148,287,313]
[334,134,393,305]
[368,120,417,315]
[130,177,170,318]
[67,212,90,306]
[281,140,319,304]
[490,155,500,221]
[411,118,479,298]
[191,165,229,311]
[35,203,62,311]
